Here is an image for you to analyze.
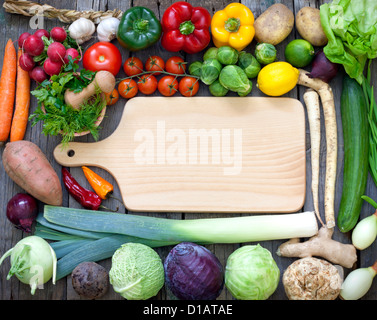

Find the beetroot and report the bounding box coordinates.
[19,53,35,71]
[6,193,38,233]
[50,27,67,42]
[47,42,66,63]
[18,32,31,49]
[23,34,44,56]
[29,66,48,83]
[43,58,63,76]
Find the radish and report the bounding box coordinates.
[50,27,67,42]
[19,53,35,71]
[23,34,44,56]
[29,66,48,83]
[47,42,66,63]
[43,58,63,76]
[18,32,31,49]
[64,47,79,64]
[34,29,50,39]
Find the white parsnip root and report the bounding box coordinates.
[303,89,325,227]
[277,70,357,269]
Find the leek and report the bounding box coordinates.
[43,206,319,244]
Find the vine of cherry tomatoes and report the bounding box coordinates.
[118,55,199,99]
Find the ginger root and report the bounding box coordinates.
[276,226,357,268]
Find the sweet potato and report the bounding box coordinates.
[2,140,62,205]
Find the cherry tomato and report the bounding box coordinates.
[105,88,119,105]
[158,76,179,97]
[123,57,143,77]
[118,79,138,99]
[137,74,158,95]
[179,76,200,97]
[83,42,122,76]
[165,56,187,74]
[145,55,165,75]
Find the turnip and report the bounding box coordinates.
[18,32,31,49]
[50,27,67,42]
[19,53,35,72]
[23,34,44,56]
[34,29,49,40]
[0,235,57,295]
[43,58,63,76]
[64,47,79,64]
[29,66,48,83]
[47,41,66,63]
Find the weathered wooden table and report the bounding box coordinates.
[1,0,376,301]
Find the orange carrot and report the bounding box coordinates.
[10,49,31,142]
[0,39,17,146]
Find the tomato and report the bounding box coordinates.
[83,42,122,76]
[165,56,186,74]
[145,55,165,75]
[137,74,158,95]
[179,76,199,97]
[123,57,143,76]
[105,88,119,105]
[158,76,179,97]
[118,79,138,99]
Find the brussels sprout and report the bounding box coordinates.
[200,58,222,85]
[225,244,280,300]
[238,80,253,97]
[219,65,250,94]
[189,61,203,77]
[217,46,239,65]
[255,43,277,65]
[238,51,261,79]
[203,47,218,61]
[209,80,229,97]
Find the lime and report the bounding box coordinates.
[284,39,315,68]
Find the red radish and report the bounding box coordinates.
[24,34,44,56]
[50,27,67,42]
[47,42,66,63]
[34,29,50,39]
[19,53,35,71]
[43,58,63,76]
[18,32,31,49]
[64,47,79,64]
[29,66,48,83]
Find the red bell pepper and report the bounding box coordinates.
[161,1,211,54]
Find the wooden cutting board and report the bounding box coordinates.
[53,97,306,213]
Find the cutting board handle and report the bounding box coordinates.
[53,141,104,168]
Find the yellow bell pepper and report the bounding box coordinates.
[211,3,255,51]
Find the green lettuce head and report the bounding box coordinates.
[109,243,164,300]
[225,244,280,300]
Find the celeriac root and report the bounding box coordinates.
[303,89,325,227]
[298,70,337,228]
[276,226,357,268]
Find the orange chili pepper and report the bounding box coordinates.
[82,166,115,200]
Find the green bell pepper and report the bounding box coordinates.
[117,6,162,52]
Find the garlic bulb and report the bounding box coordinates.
[97,17,120,42]
[68,17,96,44]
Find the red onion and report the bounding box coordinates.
[308,50,339,83]
[6,193,38,233]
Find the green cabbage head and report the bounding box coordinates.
[225,244,280,300]
[109,243,165,300]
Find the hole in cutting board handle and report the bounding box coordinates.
[67,149,75,157]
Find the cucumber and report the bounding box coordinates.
[337,76,369,232]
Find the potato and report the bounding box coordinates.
[254,3,294,45]
[296,7,328,46]
[2,140,62,206]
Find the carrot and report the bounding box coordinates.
[10,49,31,142]
[0,39,17,146]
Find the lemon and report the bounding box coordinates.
[257,61,299,96]
[284,39,315,68]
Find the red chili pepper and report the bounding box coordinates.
[62,167,103,210]
[161,1,211,54]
